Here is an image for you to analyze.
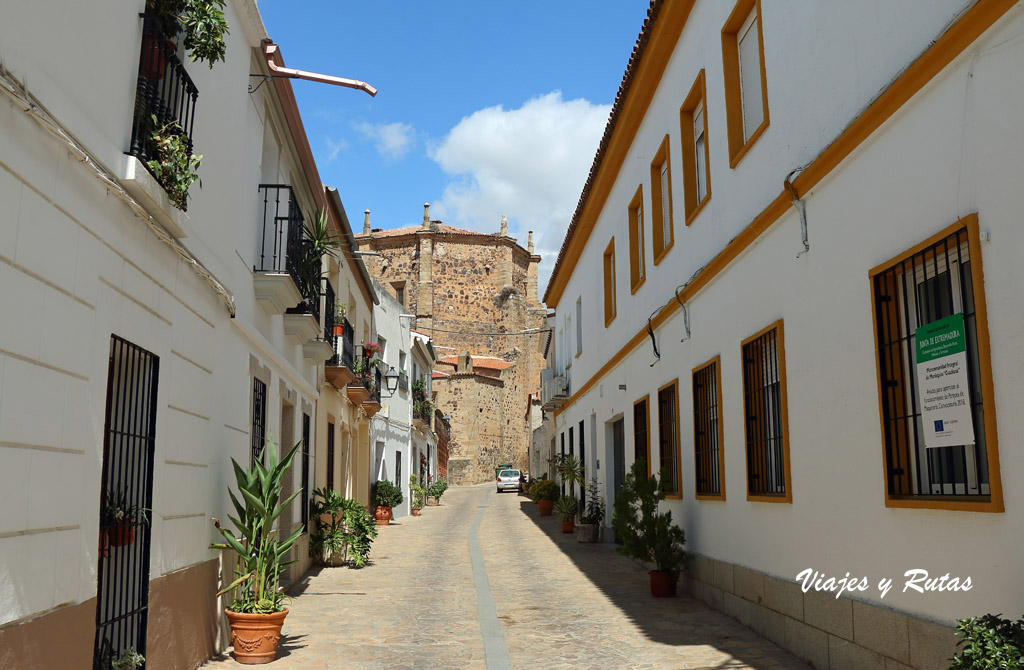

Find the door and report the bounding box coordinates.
[612,419,625,501]
[94,336,159,668]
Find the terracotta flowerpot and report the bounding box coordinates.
[561,520,574,534]
[649,571,677,598]
[333,323,345,336]
[374,506,392,525]
[107,526,135,547]
[411,508,422,516]
[140,34,176,81]
[225,608,288,664]
[537,499,554,516]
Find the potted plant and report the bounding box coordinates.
[372,479,403,525]
[409,475,427,516]
[554,495,578,533]
[575,478,605,543]
[100,488,150,553]
[949,613,1024,669]
[612,459,688,598]
[556,453,585,499]
[211,435,302,664]
[145,117,202,211]
[145,0,230,68]
[529,479,559,516]
[333,302,347,336]
[427,479,448,506]
[308,487,378,567]
[94,641,145,670]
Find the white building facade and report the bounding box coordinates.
[0,1,376,668]
[543,1,1024,668]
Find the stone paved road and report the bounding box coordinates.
[202,484,808,670]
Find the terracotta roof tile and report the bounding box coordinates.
[357,223,486,238]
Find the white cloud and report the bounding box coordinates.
[428,91,610,296]
[325,136,348,163]
[355,121,415,160]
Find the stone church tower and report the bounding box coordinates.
[356,205,547,483]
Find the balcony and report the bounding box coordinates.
[413,401,432,431]
[540,369,569,411]
[325,311,356,387]
[122,16,199,238]
[361,366,382,418]
[254,184,321,317]
[346,346,382,415]
[302,277,334,361]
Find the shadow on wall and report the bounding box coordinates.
[512,499,809,667]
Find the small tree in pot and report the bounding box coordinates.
[612,459,687,597]
[554,495,578,533]
[211,435,302,664]
[427,479,448,505]
[529,479,559,516]
[409,475,427,516]
[372,479,403,525]
[575,477,605,543]
[308,487,378,567]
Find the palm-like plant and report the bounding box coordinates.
[557,453,585,498]
[211,435,302,613]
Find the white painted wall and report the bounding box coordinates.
[550,2,1024,625]
[0,0,365,631]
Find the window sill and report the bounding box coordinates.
[728,119,769,169]
[630,276,646,295]
[120,155,191,239]
[695,493,726,501]
[604,314,616,328]
[885,495,1002,513]
[746,493,792,503]
[652,241,674,267]
[685,194,712,227]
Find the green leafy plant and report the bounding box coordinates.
[529,479,559,502]
[556,453,585,498]
[101,488,150,529]
[949,614,1024,669]
[146,0,230,67]
[612,459,688,580]
[308,487,378,568]
[578,477,605,525]
[372,479,404,508]
[554,494,578,522]
[145,117,201,211]
[111,648,145,670]
[334,301,348,321]
[409,475,427,509]
[427,479,449,502]
[211,434,302,614]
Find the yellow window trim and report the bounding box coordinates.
[657,378,683,499]
[628,185,646,294]
[603,238,616,327]
[740,320,792,504]
[634,395,651,478]
[650,135,675,265]
[721,0,770,168]
[868,214,1003,513]
[680,70,712,226]
[692,355,726,501]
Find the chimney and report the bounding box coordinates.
[457,351,472,373]
[422,202,430,229]
[527,230,534,254]
[363,209,371,235]
[500,214,508,237]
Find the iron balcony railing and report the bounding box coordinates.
[128,15,199,208]
[323,280,336,344]
[255,184,321,320]
[366,365,381,405]
[328,316,354,370]
[413,402,432,428]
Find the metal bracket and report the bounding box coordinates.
[248,74,291,94]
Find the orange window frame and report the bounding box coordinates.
[721,0,769,167]
[657,379,683,499]
[628,185,646,293]
[649,135,675,264]
[633,395,651,477]
[603,238,616,326]
[692,355,726,500]
[680,70,711,225]
[740,320,792,503]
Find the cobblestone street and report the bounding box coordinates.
[203,484,807,670]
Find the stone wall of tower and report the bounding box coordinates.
[356,220,546,484]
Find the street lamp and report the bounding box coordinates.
[382,365,400,397]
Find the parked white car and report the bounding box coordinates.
[496,469,522,493]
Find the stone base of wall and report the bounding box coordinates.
[0,598,96,669]
[684,554,958,670]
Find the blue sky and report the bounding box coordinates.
[258,1,649,291]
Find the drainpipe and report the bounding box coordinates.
[263,42,377,96]
[784,166,810,258]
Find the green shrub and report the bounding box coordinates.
[372,479,403,508]
[949,614,1024,669]
[554,495,578,522]
[428,479,448,501]
[612,459,687,580]
[578,477,605,524]
[409,475,427,508]
[146,0,230,67]
[529,479,559,502]
[308,487,378,568]
[145,117,201,211]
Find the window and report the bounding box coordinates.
[392,281,406,307]
[326,422,335,491]
[870,217,1002,512]
[680,70,711,224]
[603,238,616,326]
[633,396,650,476]
[565,313,572,367]
[579,420,586,505]
[741,321,791,501]
[575,297,583,356]
[693,357,725,499]
[722,0,769,166]
[628,185,646,292]
[251,378,267,466]
[395,451,402,486]
[301,413,311,531]
[560,432,566,496]
[657,380,681,497]
[650,136,674,263]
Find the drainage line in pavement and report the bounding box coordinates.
[469,490,512,670]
